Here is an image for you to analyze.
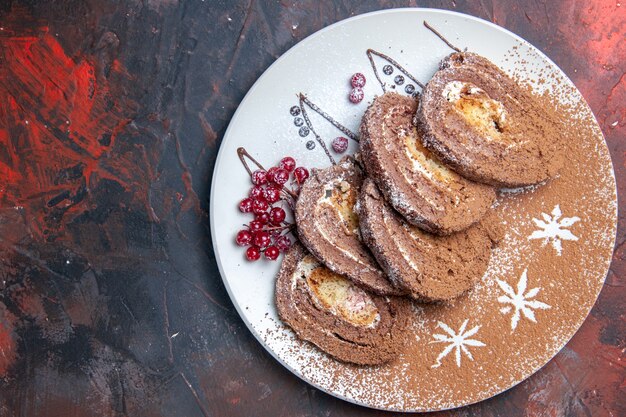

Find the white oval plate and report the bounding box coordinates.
[210,8,617,412]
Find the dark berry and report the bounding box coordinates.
[306,140,315,150]
[252,198,268,214]
[249,220,263,232]
[269,207,286,225]
[383,65,393,75]
[235,230,253,246]
[249,185,264,199]
[332,137,349,153]
[350,72,366,88]
[405,84,415,95]
[264,246,280,261]
[253,231,271,248]
[394,75,405,85]
[272,168,289,186]
[246,246,261,261]
[275,235,291,252]
[299,126,310,137]
[349,87,364,104]
[255,212,269,224]
[251,169,267,185]
[239,198,253,213]
[264,186,281,203]
[294,167,309,184]
[280,156,296,172]
[294,117,304,127]
[290,105,301,116]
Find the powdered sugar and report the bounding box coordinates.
[527,205,581,255]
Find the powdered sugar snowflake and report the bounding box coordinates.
[497,269,551,332]
[430,320,485,368]
[528,205,580,255]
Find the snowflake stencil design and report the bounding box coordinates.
[497,269,551,332]
[528,205,580,256]
[430,320,485,368]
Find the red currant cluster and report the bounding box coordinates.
[348,72,366,104]
[236,156,310,262]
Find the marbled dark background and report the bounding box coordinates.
[0,1,624,416]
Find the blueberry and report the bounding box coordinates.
[394,75,404,85]
[298,126,310,137]
[306,140,315,150]
[383,65,393,75]
[294,117,304,127]
[405,84,415,94]
[290,106,301,116]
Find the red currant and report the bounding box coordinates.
[349,87,364,104]
[252,198,269,214]
[255,212,270,224]
[239,198,254,213]
[235,230,253,246]
[249,220,264,232]
[269,207,286,225]
[294,167,309,184]
[265,246,280,261]
[350,72,366,88]
[266,167,279,184]
[272,168,289,186]
[275,235,291,252]
[246,246,261,261]
[253,231,271,248]
[249,185,264,199]
[280,156,296,172]
[264,186,281,203]
[251,169,267,185]
[332,137,348,153]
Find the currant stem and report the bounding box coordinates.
[366,49,425,91]
[298,94,336,166]
[237,147,266,175]
[281,187,298,201]
[237,146,299,199]
[423,21,462,53]
[299,94,359,142]
[263,223,295,232]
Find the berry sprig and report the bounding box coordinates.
[236,147,310,262]
[365,49,425,95]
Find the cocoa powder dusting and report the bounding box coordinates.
[256,44,616,411]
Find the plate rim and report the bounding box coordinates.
[209,7,618,412]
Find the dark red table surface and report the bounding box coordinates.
[0,1,624,416]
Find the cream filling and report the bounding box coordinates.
[318,181,359,236]
[442,80,508,140]
[293,255,320,290]
[407,156,435,180]
[403,133,455,183]
[442,80,466,102]
[316,224,378,273]
[381,209,422,275]
[299,263,381,328]
[381,113,459,209]
[314,179,370,270]
[398,165,441,209]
